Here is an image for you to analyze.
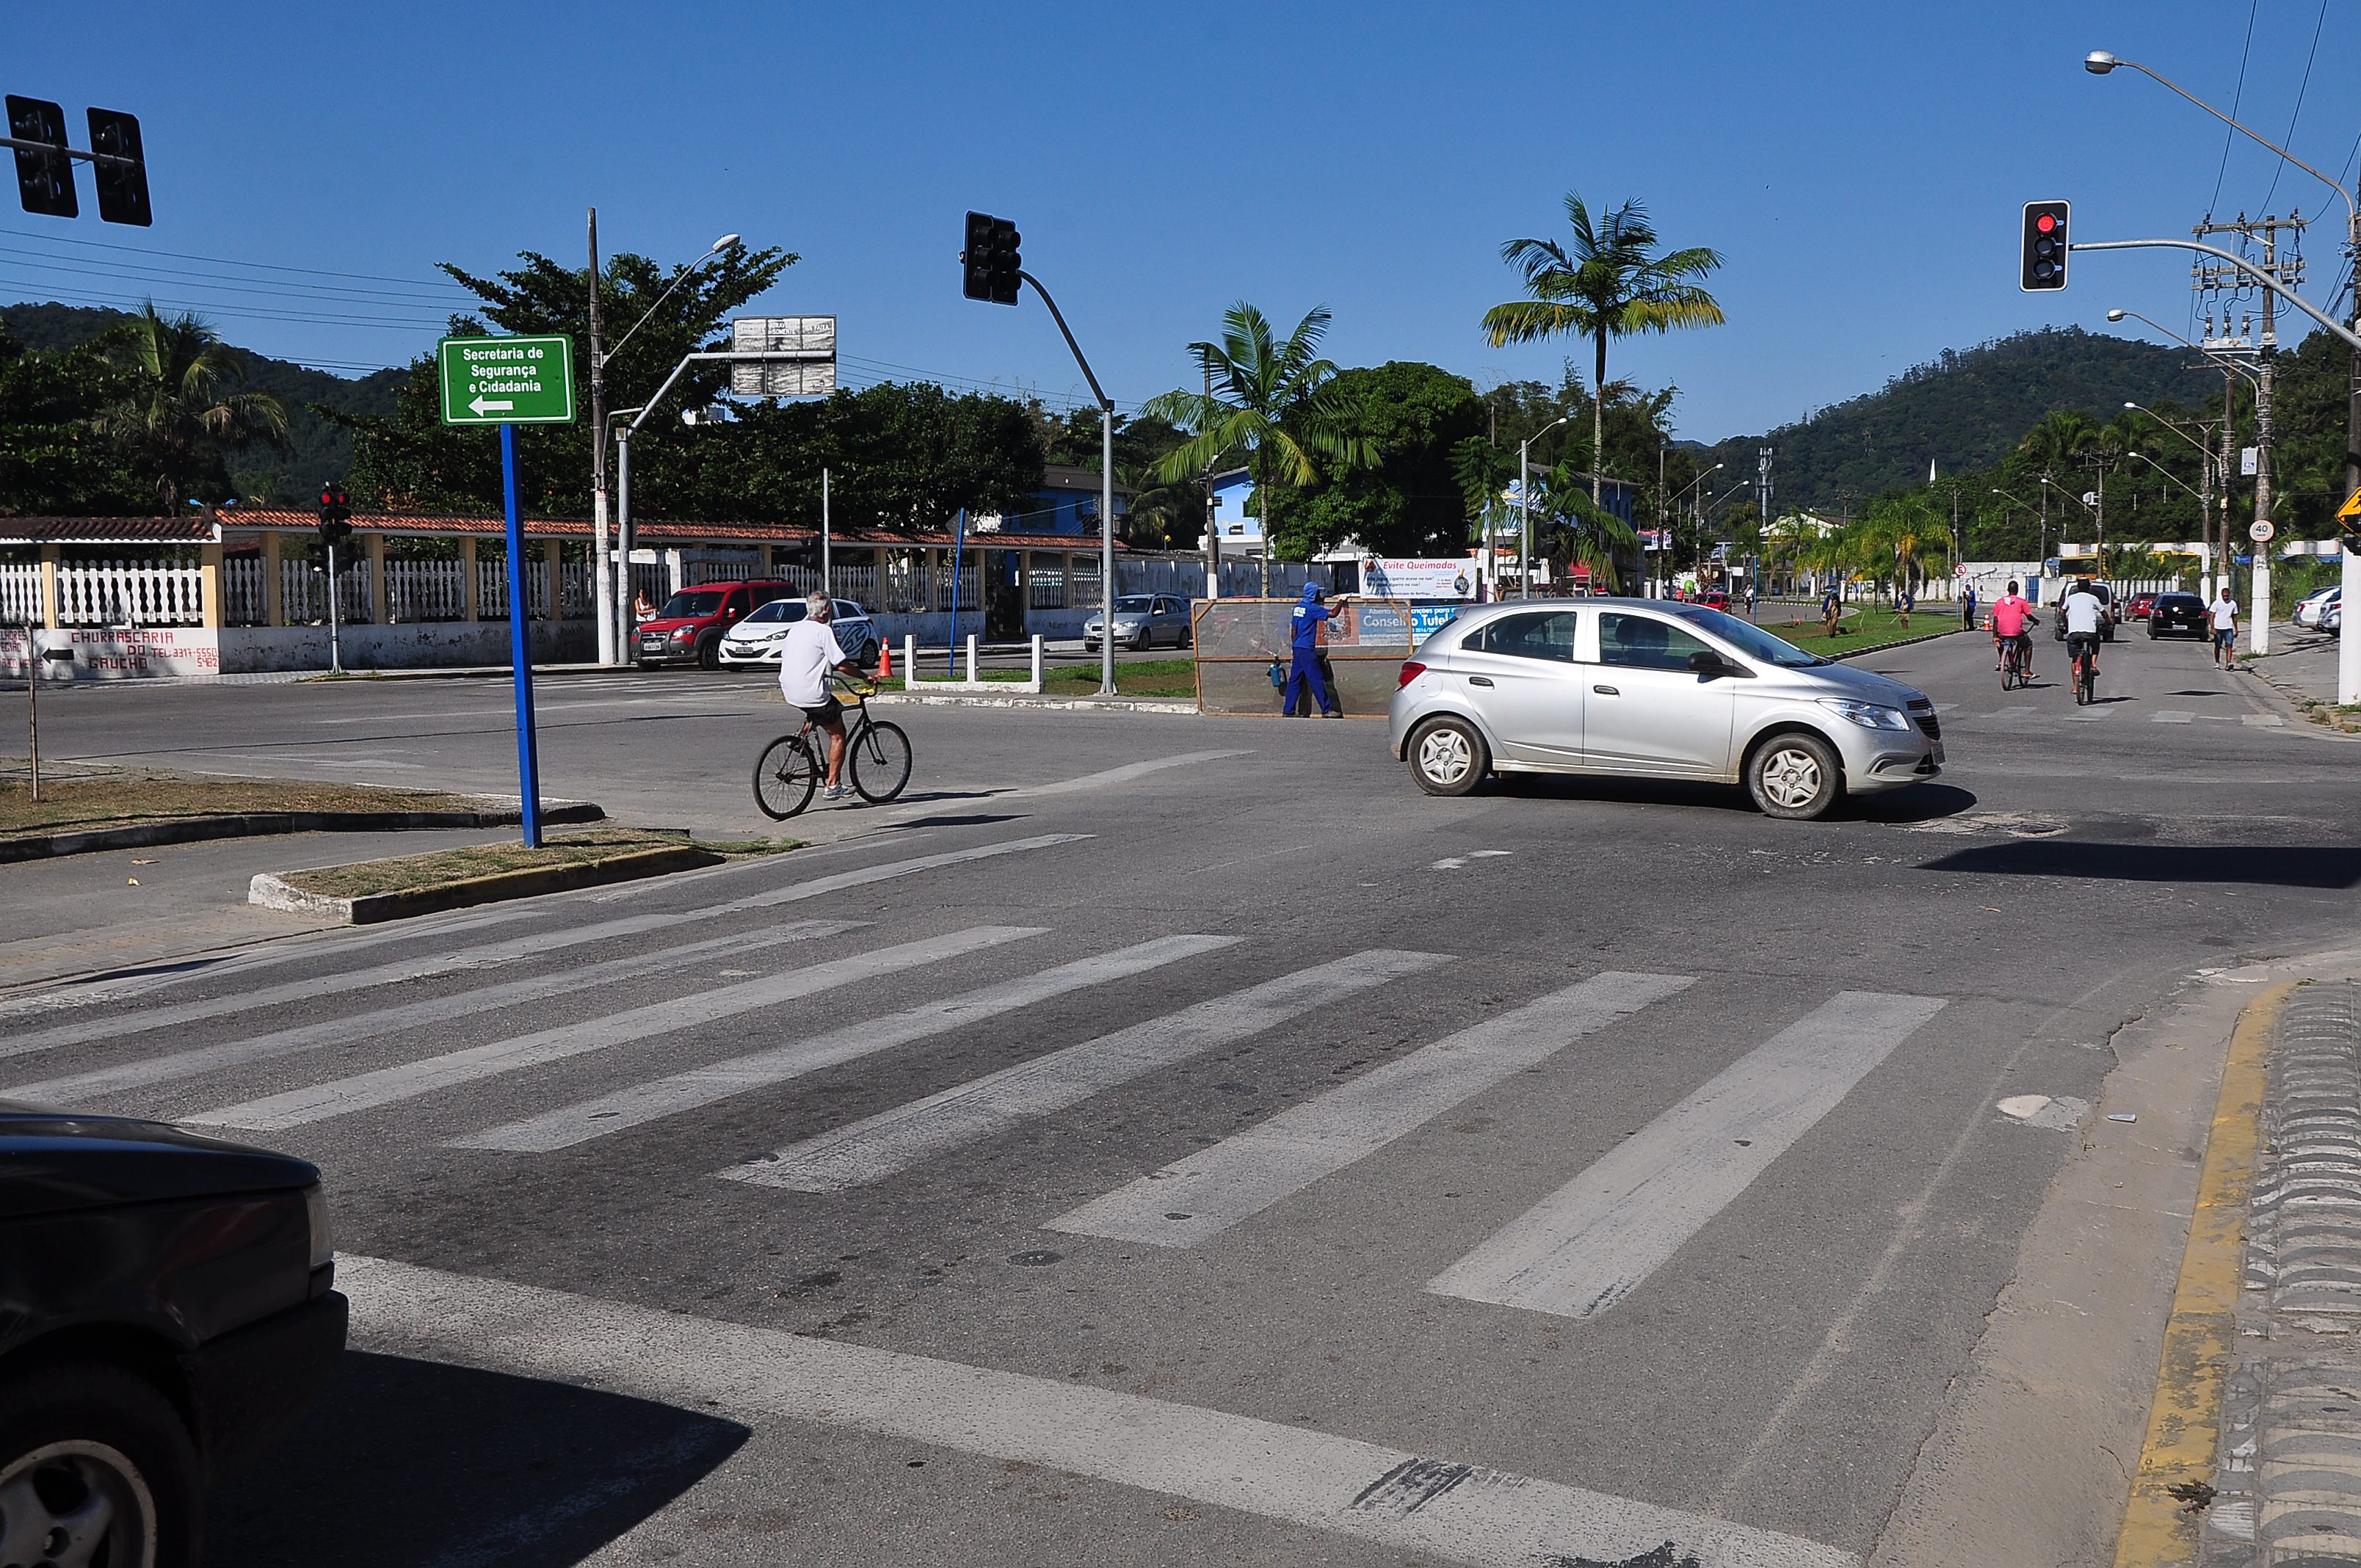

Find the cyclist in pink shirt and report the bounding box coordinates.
[1988,580,2039,678]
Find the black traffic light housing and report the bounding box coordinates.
[318,484,352,549]
[2020,201,2070,291]
[86,108,150,227]
[7,95,76,219]
[961,211,1021,305]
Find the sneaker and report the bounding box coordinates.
[821,783,848,801]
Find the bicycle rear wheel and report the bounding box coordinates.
[753,734,820,819]
[2079,659,2096,705]
[849,719,912,803]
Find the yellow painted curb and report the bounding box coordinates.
[2112,981,2290,1567]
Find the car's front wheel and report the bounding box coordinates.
[1747,732,1843,820]
[1407,716,1488,796]
[0,1361,198,1568]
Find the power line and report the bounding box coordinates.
[2260,0,2331,212]
[0,248,463,313]
[0,225,479,297]
[0,277,449,332]
[2208,0,2260,217]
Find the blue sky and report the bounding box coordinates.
[5,1,2351,441]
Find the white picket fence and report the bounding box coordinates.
[475,559,557,620]
[280,559,372,624]
[0,563,43,626]
[383,559,469,621]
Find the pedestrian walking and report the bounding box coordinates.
[1283,584,1346,717]
[1820,584,1841,639]
[1744,584,1758,618]
[1896,587,1913,631]
[2210,585,2240,669]
[1961,584,1977,631]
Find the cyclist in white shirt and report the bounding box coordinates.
[2061,578,2106,683]
[777,593,861,800]
[2210,587,2239,669]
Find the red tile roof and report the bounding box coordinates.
[0,516,218,544]
[0,509,1122,552]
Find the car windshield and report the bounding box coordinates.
[658,592,724,618]
[1662,603,1827,667]
[1112,596,1155,613]
[741,600,808,625]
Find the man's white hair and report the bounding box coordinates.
[806,592,832,620]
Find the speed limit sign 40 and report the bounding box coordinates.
[2249,520,2276,543]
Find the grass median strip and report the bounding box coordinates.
[0,767,518,840]
[971,658,1199,698]
[277,829,794,902]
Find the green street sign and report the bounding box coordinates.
[437,334,576,425]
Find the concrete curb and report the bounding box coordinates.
[249,842,723,925]
[0,802,606,864]
[868,692,1200,715]
[1831,626,1971,661]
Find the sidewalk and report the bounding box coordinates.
[2249,621,2358,730]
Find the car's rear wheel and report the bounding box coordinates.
[1407,716,1487,796]
[0,1361,197,1568]
[1747,732,1843,820]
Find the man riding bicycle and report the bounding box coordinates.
[777,592,863,802]
[1990,578,2037,678]
[2061,576,2106,692]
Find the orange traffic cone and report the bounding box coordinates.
[874,640,893,681]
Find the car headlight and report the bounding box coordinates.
[1818,697,1912,732]
[670,627,694,642]
[305,1182,335,1270]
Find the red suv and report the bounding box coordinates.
[636,579,798,669]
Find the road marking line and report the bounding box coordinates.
[449,934,1241,1153]
[186,926,1043,1132]
[0,832,1084,1061]
[1981,705,2035,719]
[1426,990,1947,1320]
[2153,711,2195,723]
[726,948,1449,1193]
[1049,971,1695,1248]
[6,921,860,1106]
[2061,709,2109,722]
[339,1255,1855,1568]
[1004,749,1251,797]
[2241,713,2285,727]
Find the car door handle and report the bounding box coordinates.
[1467,675,1493,687]
[1592,684,1619,696]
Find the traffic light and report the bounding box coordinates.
[317,484,352,549]
[86,108,150,227]
[960,211,1021,305]
[6,96,76,218]
[2020,200,2070,291]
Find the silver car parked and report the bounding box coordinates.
[1083,595,1194,652]
[1386,599,1943,819]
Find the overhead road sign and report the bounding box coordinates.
[730,317,836,398]
[437,335,576,426]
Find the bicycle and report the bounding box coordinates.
[2067,634,2099,706]
[752,676,912,818]
[1998,635,2027,692]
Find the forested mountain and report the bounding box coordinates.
[0,302,405,504]
[1700,327,2224,510]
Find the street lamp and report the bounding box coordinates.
[2124,399,2226,597]
[2105,308,2257,384]
[1518,417,1570,600]
[590,231,742,665]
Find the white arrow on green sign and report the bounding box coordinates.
[437,334,577,425]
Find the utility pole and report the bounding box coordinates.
[2194,213,2304,655]
[586,209,616,667]
[1201,362,1219,600]
[821,468,831,589]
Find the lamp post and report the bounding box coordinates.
[1990,487,2049,592]
[1661,462,1725,598]
[588,231,740,666]
[1519,416,1570,599]
[2124,398,2224,596]
[2088,47,2359,692]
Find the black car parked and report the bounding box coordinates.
[0,1105,346,1566]
[2149,592,2210,639]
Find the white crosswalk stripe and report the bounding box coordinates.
[1049,970,1694,1249]
[2153,710,2195,723]
[1426,990,1945,1321]
[449,934,1242,1153]
[725,948,1448,1194]
[1979,705,2034,720]
[5,920,860,1106]
[186,926,1045,1133]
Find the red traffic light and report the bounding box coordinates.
[2035,213,2056,233]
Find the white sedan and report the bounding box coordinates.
[719,598,880,667]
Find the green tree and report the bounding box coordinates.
[1143,302,1376,591]
[1286,361,1484,558]
[95,304,289,508]
[1481,194,1724,506]
[0,327,143,515]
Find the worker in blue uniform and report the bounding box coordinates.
[1283,583,1346,717]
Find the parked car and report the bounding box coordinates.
[0,1103,346,1564]
[2148,592,2211,639]
[1083,594,1194,652]
[2295,585,2343,628]
[2051,581,2118,641]
[1388,598,1941,821]
[2326,601,2344,637]
[635,579,801,669]
[1697,589,1731,611]
[2125,592,2158,621]
[718,597,880,669]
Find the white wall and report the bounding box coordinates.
[222,622,592,673]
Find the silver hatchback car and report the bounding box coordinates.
[1387,599,1942,819]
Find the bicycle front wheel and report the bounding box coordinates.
[753,735,821,819]
[850,719,912,803]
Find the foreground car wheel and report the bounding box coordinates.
[0,1362,197,1568]
[1408,717,1487,796]
[1748,733,1842,820]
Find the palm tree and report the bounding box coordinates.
[1536,457,1642,591]
[1481,194,1724,506]
[2014,410,2096,563]
[1145,303,1374,593]
[98,303,289,507]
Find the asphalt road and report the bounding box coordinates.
[7,625,2357,1566]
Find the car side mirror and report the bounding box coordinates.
[1688,650,1732,679]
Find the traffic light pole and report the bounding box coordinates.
[1017,270,1117,697]
[325,542,344,675]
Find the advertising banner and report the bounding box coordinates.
[1360,558,1476,600]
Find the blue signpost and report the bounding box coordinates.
[436,333,575,848]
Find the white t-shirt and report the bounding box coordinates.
[2211,596,2238,631]
[2063,589,2106,636]
[777,620,844,708]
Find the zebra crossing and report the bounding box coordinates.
[0,846,1956,1326]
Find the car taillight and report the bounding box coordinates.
[1397,661,1426,689]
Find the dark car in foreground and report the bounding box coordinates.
[0,1105,346,1566]
[2148,592,2209,639]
